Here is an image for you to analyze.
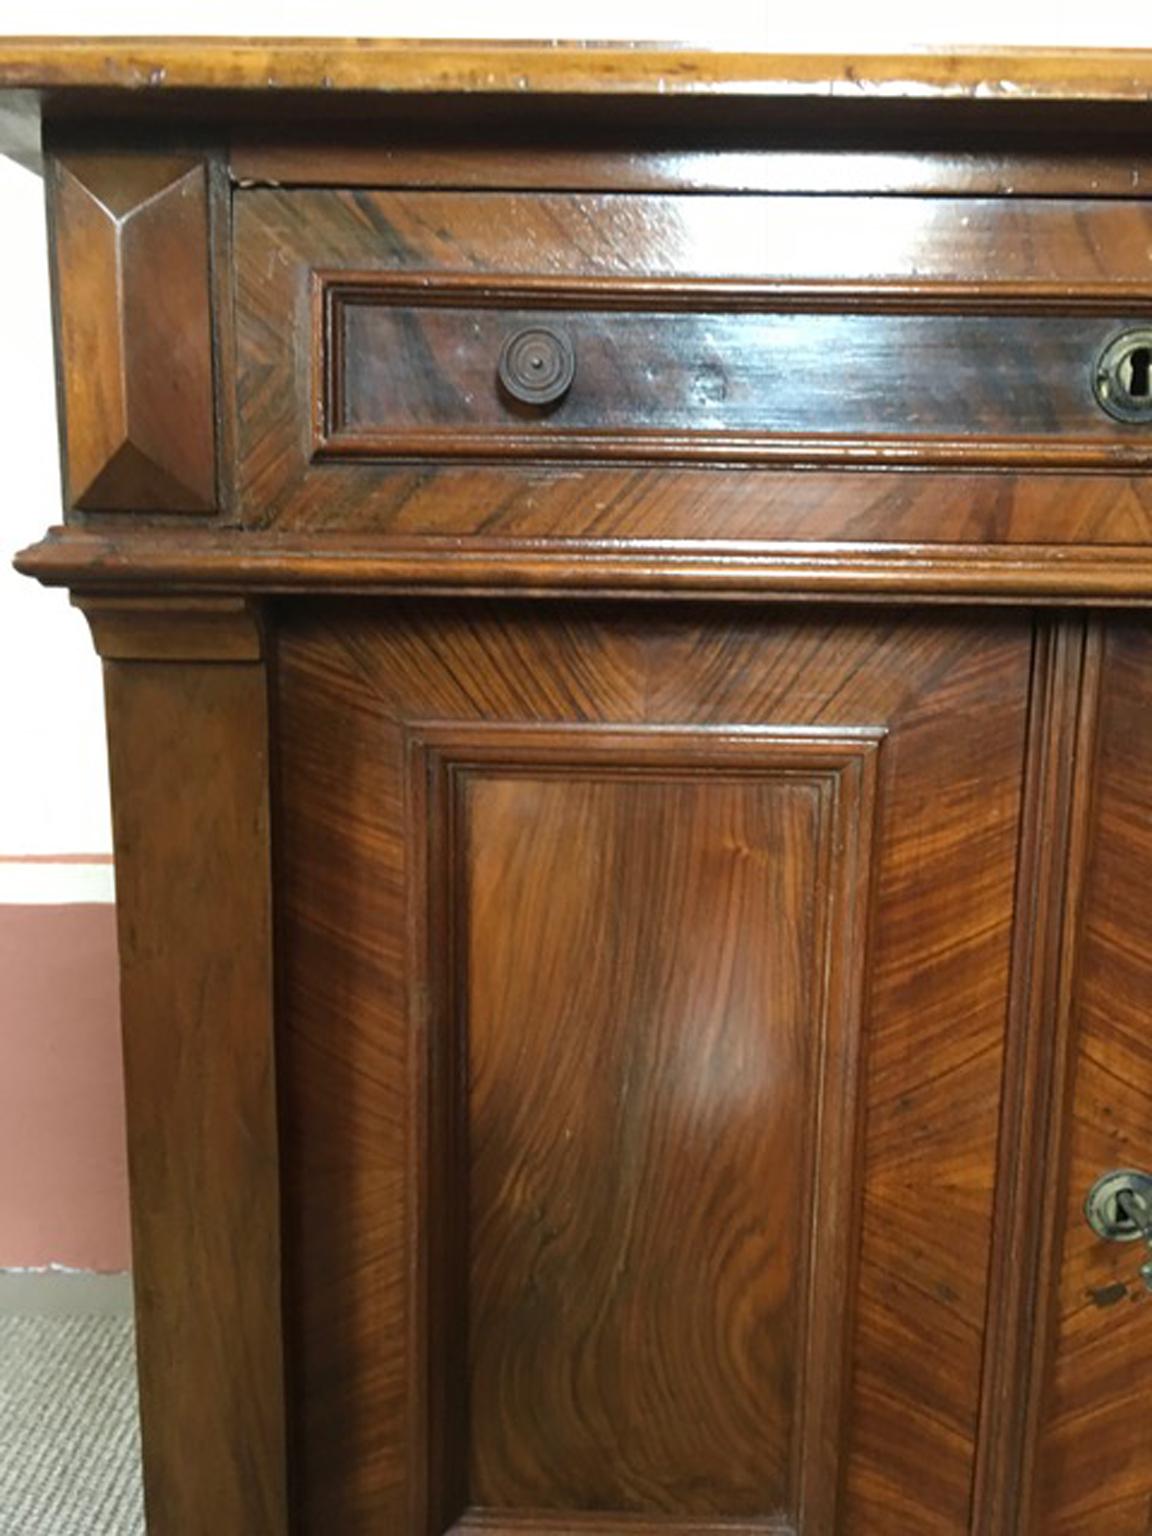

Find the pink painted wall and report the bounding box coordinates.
[0,901,131,1271]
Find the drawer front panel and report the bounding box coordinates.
[236,190,1152,542]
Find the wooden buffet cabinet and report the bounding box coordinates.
[6,40,1152,1536]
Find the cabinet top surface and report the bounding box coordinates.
[2,39,1152,101]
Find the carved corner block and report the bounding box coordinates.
[50,153,217,515]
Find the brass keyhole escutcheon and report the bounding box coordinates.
[1085,1170,1152,1241]
[1085,1170,1152,1294]
[1094,329,1152,423]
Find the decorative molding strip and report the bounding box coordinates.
[451,1517,794,1536]
[18,529,1152,604]
[0,859,116,905]
[321,269,1152,316]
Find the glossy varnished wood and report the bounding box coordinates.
[49,152,217,513]
[971,618,1102,1534]
[275,600,1032,1534]
[324,274,1152,468]
[229,140,1152,197]
[21,528,1152,603]
[1031,620,1152,1533]
[235,187,1152,540]
[76,597,288,1536]
[414,721,878,1531]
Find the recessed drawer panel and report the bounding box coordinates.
[323,274,1149,465]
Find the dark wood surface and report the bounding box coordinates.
[327,284,1152,468]
[10,47,1152,1536]
[424,720,876,1531]
[970,618,1102,1534]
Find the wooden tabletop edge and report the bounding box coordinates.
[2,40,1152,101]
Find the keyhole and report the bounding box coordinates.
[1116,1187,1149,1234]
[1126,346,1152,398]
[1094,330,1152,422]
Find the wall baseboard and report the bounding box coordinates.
[0,858,115,905]
[0,1269,132,1316]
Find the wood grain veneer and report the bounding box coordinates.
[228,141,1152,197]
[319,274,1152,470]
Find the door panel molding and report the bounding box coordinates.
[408,722,883,1534]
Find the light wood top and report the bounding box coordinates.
[2,39,1152,102]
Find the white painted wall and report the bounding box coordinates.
[1,2,1151,46]
[3,2,1152,873]
[0,155,111,860]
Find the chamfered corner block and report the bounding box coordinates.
[49,152,217,515]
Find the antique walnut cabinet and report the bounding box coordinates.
[8,39,1152,1536]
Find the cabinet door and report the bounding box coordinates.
[275,601,1035,1536]
[1032,620,1152,1535]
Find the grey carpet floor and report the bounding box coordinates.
[0,1315,144,1535]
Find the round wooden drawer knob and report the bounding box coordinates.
[498,326,575,408]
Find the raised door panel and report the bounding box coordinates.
[418,723,877,1534]
[274,603,1033,1535]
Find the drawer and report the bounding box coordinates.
[235,190,1152,540]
